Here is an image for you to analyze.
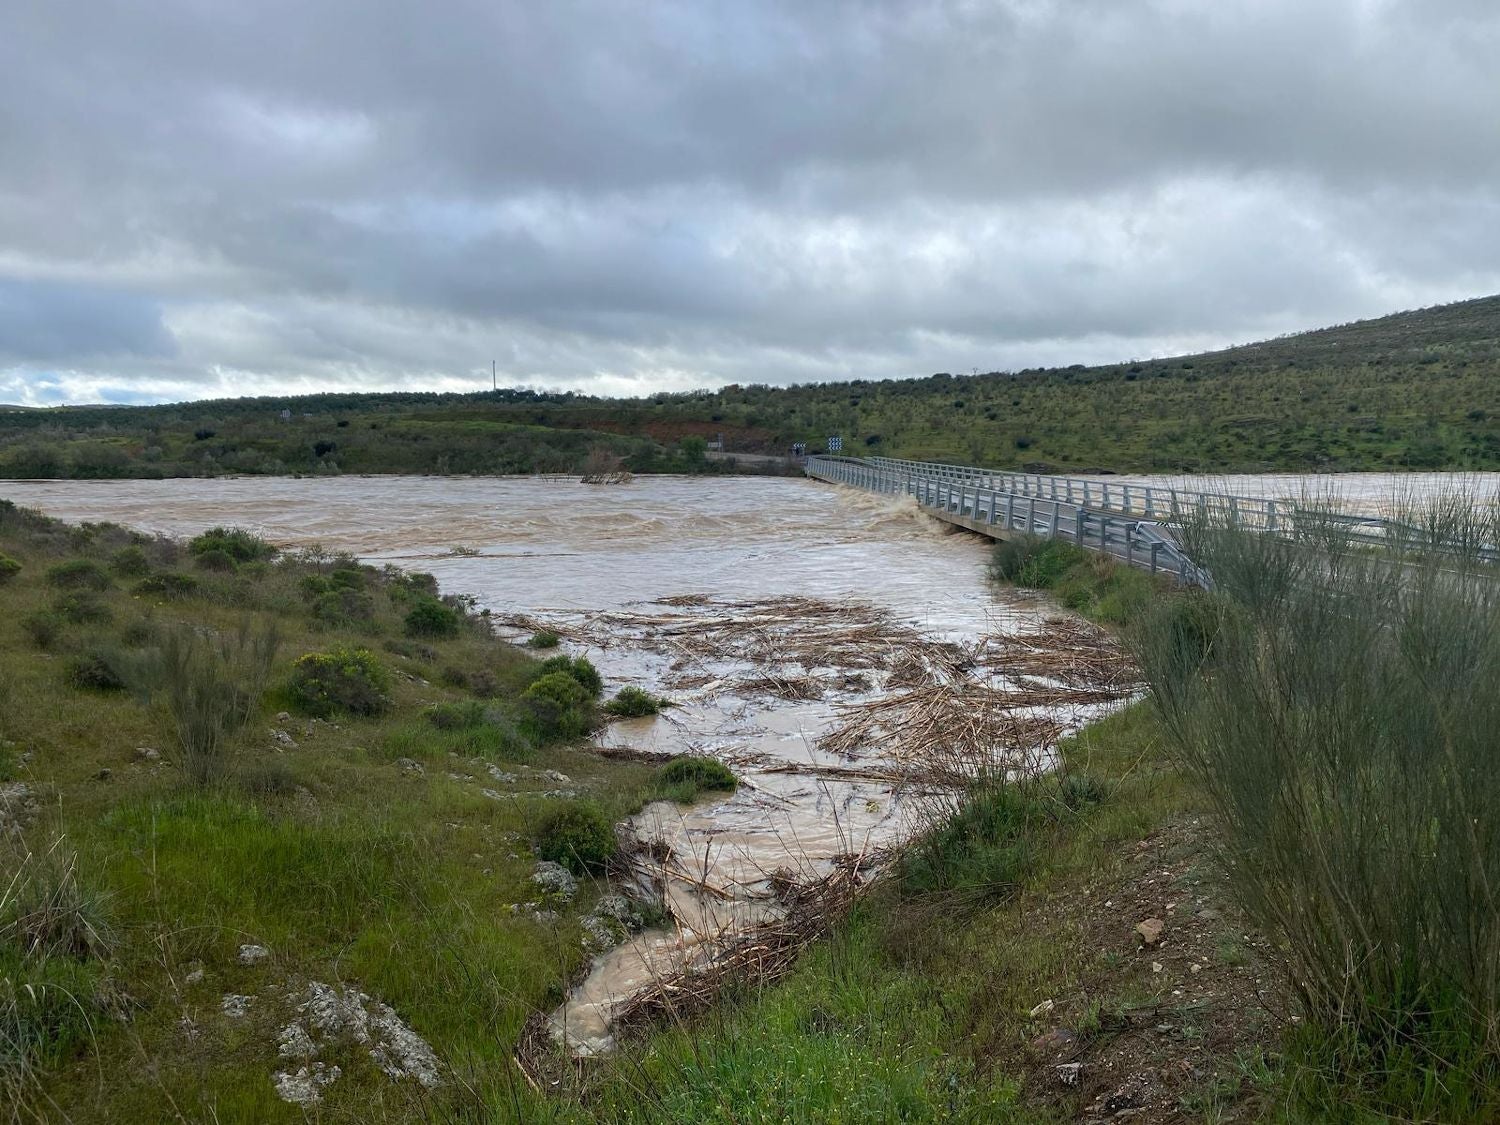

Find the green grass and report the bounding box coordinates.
[0,499,671,1122]
[575,706,1188,1123]
[989,535,1163,625]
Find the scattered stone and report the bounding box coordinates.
[238,943,270,966]
[271,729,299,750]
[581,914,626,955]
[1029,998,1056,1018]
[295,981,442,1088]
[446,772,474,782]
[1056,1062,1084,1086]
[277,1021,317,1060]
[541,769,571,784]
[592,894,643,931]
[184,967,205,986]
[486,765,517,783]
[1190,962,1203,974]
[178,1015,200,1041]
[0,782,36,833]
[480,788,506,801]
[134,746,161,763]
[579,894,646,955]
[1135,918,1165,948]
[276,711,292,723]
[1152,962,1164,973]
[221,994,256,1018]
[273,1063,341,1107]
[395,757,425,778]
[531,861,578,903]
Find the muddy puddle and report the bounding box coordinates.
[5,473,1141,1053]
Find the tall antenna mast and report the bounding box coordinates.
[492,359,496,392]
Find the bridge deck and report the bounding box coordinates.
[804,455,1216,586]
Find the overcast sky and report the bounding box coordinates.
[3,0,1498,405]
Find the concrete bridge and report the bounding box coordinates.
[805,455,1463,590]
[804,455,1220,586]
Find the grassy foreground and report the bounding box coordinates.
[0,499,715,1122]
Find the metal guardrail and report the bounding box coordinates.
[805,455,1212,586]
[852,456,1497,560]
[859,455,1289,531]
[807,454,1499,589]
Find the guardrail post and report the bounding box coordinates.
[1149,542,1160,573]
[1050,502,1060,537]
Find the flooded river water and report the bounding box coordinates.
[9,474,1133,1049]
[11,468,1465,1052]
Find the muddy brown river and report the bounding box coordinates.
[8,469,1480,1053]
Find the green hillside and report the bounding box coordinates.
[4,295,1499,478]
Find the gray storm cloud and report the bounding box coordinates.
[2,0,1498,405]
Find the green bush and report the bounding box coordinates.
[1056,772,1106,811]
[313,587,375,625]
[1026,541,1093,587]
[193,547,238,572]
[329,566,365,590]
[538,654,603,696]
[527,630,561,649]
[521,671,599,742]
[288,646,391,717]
[119,618,160,647]
[66,650,128,692]
[233,758,298,798]
[0,553,20,585]
[605,686,665,718]
[21,612,63,650]
[404,597,460,639]
[51,594,111,625]
[899,785,1037,900]
[44,559,111,591]
[389,570,439,601]
[133,573,198,599]
[423,700,489,731]
[1136,500,1500,1115]
[300,574,332,599]
[535,802,617,875]
[143,622,281,786]
[655,755,737,803]
[187,527,274,563]
[109,545,151,577]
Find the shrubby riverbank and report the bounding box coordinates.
[565,519,1500,1123]
[0,499,726,1121]
[7,481,1499,1123]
